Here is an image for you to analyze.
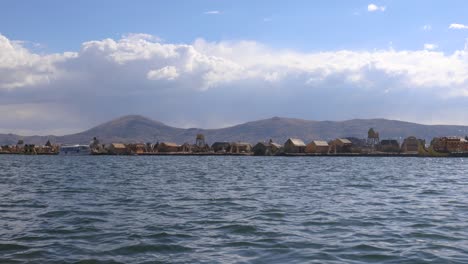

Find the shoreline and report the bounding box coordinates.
[1,152,466,157]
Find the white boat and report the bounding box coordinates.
[59,145,91,155]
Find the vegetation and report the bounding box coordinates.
[426,146,449,157]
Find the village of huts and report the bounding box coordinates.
[2,129,468,157]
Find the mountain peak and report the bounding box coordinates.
[2,116,468,145]
[103,115,166,126]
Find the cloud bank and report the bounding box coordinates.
[1,33,468,135]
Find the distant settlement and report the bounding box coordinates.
[1,129,468,157]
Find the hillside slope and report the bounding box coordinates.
[1,115,468,145]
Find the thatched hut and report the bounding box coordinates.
[378,139,400,153]
[401,136,420,153]
[330,138,352,153]
[283,138,306,153]
[108,143,128,155]
[305,141,329,154]
[180,143,193,153]
[211,142,231,153]
[252,140,282,156]
[230,142,252,154]
[156,142,181,153]
[128,143,147,154]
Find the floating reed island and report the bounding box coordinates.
[2,129,468,157]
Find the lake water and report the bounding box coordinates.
[1,155,468,263]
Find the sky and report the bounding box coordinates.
[1,0,468,135]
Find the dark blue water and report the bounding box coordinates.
[1,155,468,263]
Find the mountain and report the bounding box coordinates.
[1,115,468,145]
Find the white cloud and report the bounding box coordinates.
[368,4,386,12]
[449,23,468,29]
[424,43,438,50]
[3,33,468,94]
[2,33,468,133]
[422,24,432,31]
[0,34,75,89]
[147,66,179,80]
[204,10,220,15]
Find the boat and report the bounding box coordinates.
[59,145,91,155]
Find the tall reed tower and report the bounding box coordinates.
[195,134,206,147]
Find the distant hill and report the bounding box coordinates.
[1,115,468,145]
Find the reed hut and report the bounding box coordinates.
[330,138,352,153]
[305,141,329,154]
[156,142,181,153]
[431,137,466,153]
[230,142,252,154]
[283,138,306,153]
[211,142,231,153]
[252,140,282,156]
[401,136,420,153]
[128,143,147,154]
[108,143,128,155]
[180,143,193,153]
[378,140,400,153]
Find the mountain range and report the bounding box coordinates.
[1,115,468,145]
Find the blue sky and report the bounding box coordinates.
[3,0,467,53]
[1,1,468,135]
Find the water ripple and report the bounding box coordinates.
[1,155,468,263]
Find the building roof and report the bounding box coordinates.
[160,142,180,147]
[287,138,306,147]
[444,136,467,142]
[211,142,230,147]
[232,142,251,146]
[311,140,329,146]
[111,143,126,149]
[254,142,281,148]
[128,143,146,147]
[336,138,352,144]
[270,143,282,148]
[380,139,399,145]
